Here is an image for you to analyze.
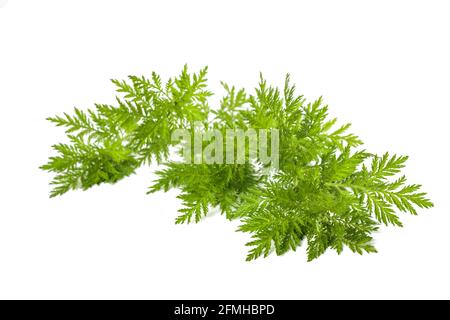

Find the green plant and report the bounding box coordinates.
[42,66,433,261]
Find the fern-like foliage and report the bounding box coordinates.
[149,163,258,222]
[41,65,211,197]
[42,66,433,261]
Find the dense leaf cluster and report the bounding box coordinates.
[42,66,433,261]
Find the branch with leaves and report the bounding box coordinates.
[42,65,433,261]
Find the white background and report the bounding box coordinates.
[0,0,449,299]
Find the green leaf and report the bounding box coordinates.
[42,66,434,261]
